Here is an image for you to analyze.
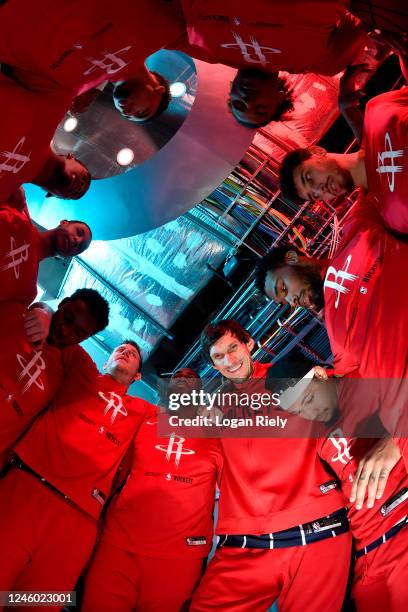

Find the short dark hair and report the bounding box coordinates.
[69,288,109,332]
[201,319,251,363]
[279,147,313,204]
[122,338,143,372]
[255,246,303,295]
[229,74,295,128]
[67,220,92,241]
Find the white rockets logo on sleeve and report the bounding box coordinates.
[1,237,30,279]
[221,32,281,66]
[16,350,46,394]
[324,255,358,308]
[98,391,128,424]
[83,46,132,76]
[376,132,403,193]
[155,434,195,467]
[0,137,31,176]
[328,436,353,466]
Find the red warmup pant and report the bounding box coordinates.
[82,538,204,611]
[353,526,408,611]
[190,532,352,612]
[0,469,97,611]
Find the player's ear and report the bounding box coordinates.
[247,337,255,352]
[285,250,299,265]
[133,372,142,383]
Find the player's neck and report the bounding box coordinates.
[33,148,60,187]
[38,230,56,259]
[346,150,367,190]
[107,371,131,389]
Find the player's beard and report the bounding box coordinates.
[294,263,325,311]
[341,166,355,193]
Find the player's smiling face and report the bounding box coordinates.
[293,155,354,204]
[209,332,254,382]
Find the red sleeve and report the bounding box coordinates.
[3,188,30,216]
[141,401,159,420]
[60,344,98,379]
[210,440,224,487]
[316,435,355,482]
[394,438,408,470]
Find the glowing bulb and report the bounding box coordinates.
[116,148,135,166]
[63,116,78,132]
[170,82,187,98]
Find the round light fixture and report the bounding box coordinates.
[116,148,135,166]
[63,116,78,132]
[170,82,187,98]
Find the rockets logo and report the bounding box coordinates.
[0,137,31,177]
[16,350,46,394]
[155,434,195,467]
[324,255,358,308]
[376,132,403,193]
[83,46,132,76]
[221,32,281,66]
[1,237,30,279]
[98,391,128,424]
[328,435,353,466]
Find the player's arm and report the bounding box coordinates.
[393,438,408,472]
[369,30,408,82]
[111,440,135,495]
[338,64,370,145]
[316,436,349,482]
[3,187,29,214]
[350,436,401,509]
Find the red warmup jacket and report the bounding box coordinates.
[0,301,82,468]
[363,87,408,236]
[0,191,44,305]
[216,361,347,535]
[15,349,155,519]
[178,0,367,75]
[0,0,186,95]
[323,196,408,380]
[318,436,408,548]
[0,73,74,202]
[103,416,223,559]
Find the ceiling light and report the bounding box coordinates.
[170,82,187,98]
[63,116,78,132]
[117,148,135,166]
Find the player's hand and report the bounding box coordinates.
[338,64,370,111]
[369,30,408,81]
[350,437,401,510]
[197,404,223,424]
[313,366,328,380]
[24,306,53,345]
